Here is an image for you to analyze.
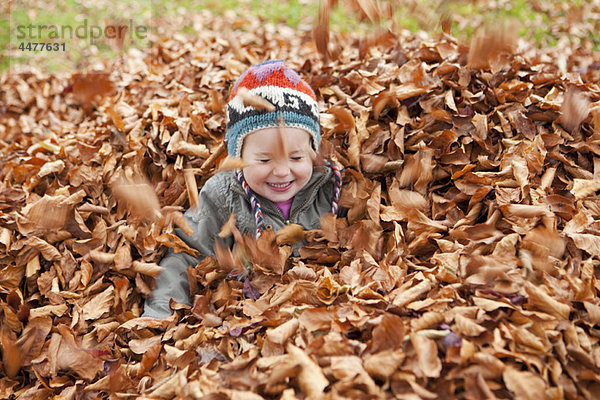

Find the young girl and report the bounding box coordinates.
[143,60,342,318]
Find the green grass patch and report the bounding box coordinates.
[5,0,152,73]
[2,0,598,74]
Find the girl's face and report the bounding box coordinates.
[241,127,314,203]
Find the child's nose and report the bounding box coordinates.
[273,160,291,176]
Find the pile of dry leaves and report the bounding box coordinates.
[1,6,600,400]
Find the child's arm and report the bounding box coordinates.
[142,175,232,318]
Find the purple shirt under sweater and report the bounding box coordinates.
[275,198,293,220]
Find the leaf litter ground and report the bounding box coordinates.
[1,6,600,400]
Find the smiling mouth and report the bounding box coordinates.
[267,181,293,190]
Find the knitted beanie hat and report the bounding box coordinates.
[225,60,321,158]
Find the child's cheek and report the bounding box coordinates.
[245,164,268,185]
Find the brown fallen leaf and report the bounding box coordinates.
[524,282,571,320]
[298,307,336,332]
[129,335,162,355]
[368,313,405,353]
[16,316,53,367]
[137,340,162,379]
[453,314,486,337]
[567,233,600,257]
[286,343,329,397]
[373,90,397,119]
[3,7,600,399]
[265,318,299,345]
[132,261,163,277]
[48,325,105,381]
[570,178,600,201]
[503,366,549,400]
[0,318,21,378]
[363,350,405,380]
[391,279,432,308]
[412,311,445,332]
[17,194,71,234]
[106,104,125,131]
[81,286,114,320]
[170,140,211,158]
[410,332,442,378]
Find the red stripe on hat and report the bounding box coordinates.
[230,69,315,100]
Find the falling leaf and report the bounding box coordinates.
[216,156,250,172]
[237,87,276,112]
[467,22,518,69]
[183,169,199,210]
[560,86,590,132]
[276,224,305,245]
[71,73,114,109]
[313,0,331,61]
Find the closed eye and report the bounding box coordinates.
[291,156,303,161]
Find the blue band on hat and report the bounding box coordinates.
[226,111,320,158]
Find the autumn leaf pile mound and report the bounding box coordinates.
[2,9,600,400]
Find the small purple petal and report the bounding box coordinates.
[442,332,462,350]
[460,105,474,116]
[243,278,261,300]
[510,295,526,304]
[229,326,244,337]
